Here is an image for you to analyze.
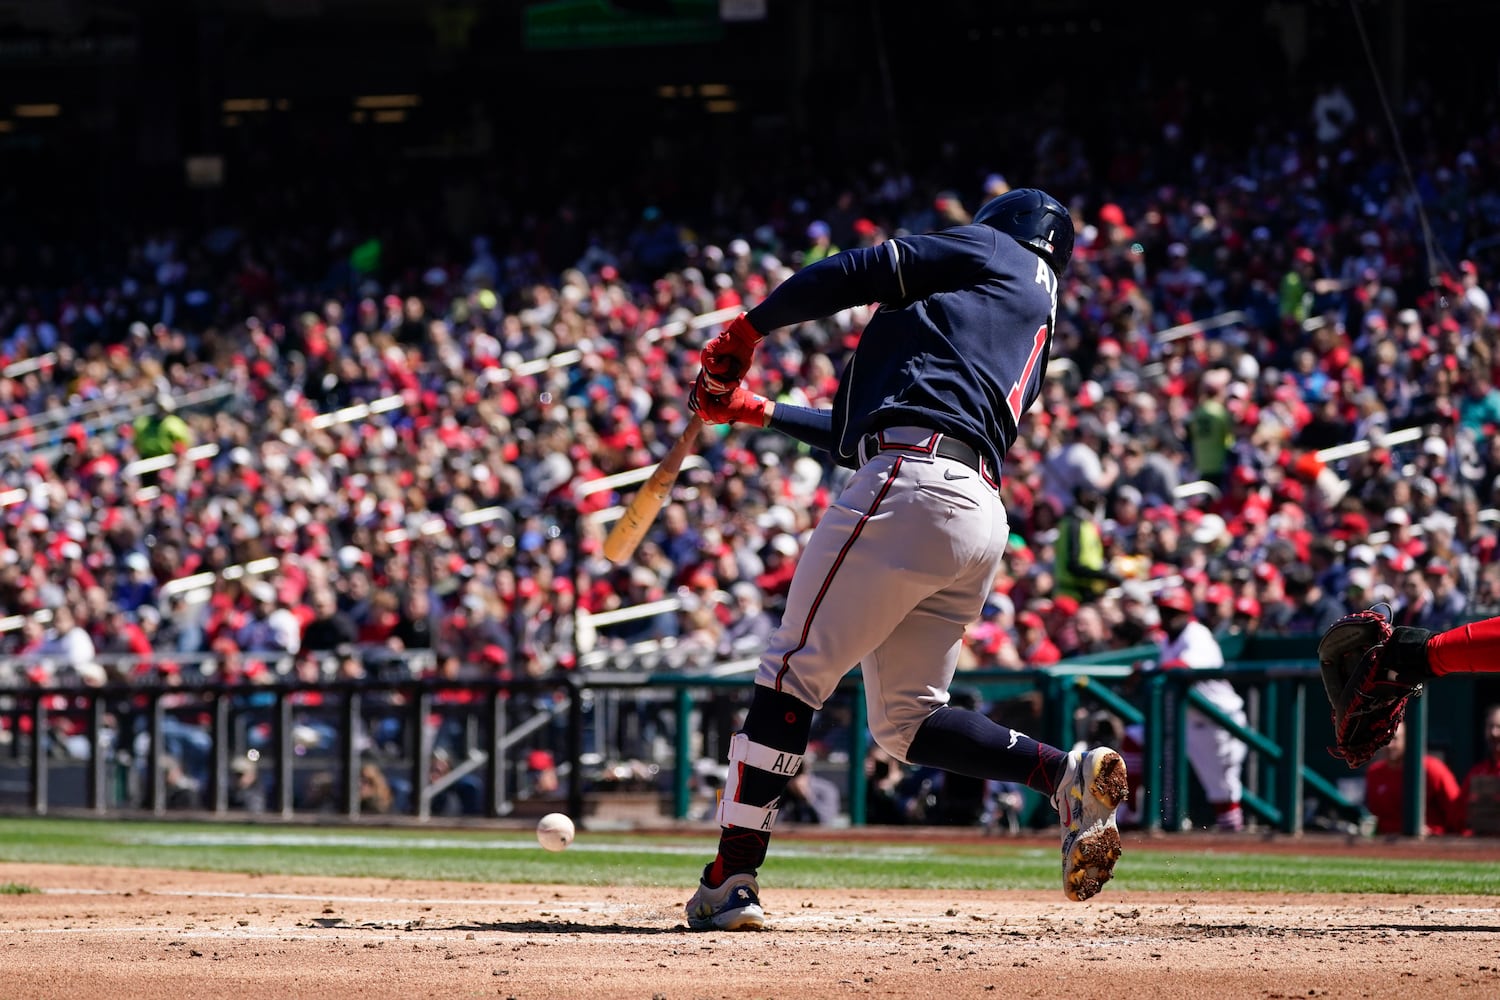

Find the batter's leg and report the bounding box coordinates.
[714,459,945,877]
[906,705,1126,900]
[905,704,1068,797]
[685,684,814,931]
[701,684,815,887]
[862,591,1065,798]
[869,598,1126,902]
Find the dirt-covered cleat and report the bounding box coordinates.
[685,872,765,931]
[1052,747,1127,902]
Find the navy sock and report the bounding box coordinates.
[905,705,1068,797]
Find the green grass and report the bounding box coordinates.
[0,881,38,894]
[0,817,1496,895]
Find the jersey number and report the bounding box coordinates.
[1005,325,1048,422]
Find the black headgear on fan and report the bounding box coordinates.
[972,187,1074,277]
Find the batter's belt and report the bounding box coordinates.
[858,427,999,492]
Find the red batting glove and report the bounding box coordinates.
[699,313,763,394]
[688,379,772,428]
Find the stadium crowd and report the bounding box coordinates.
[2,77,1499,825]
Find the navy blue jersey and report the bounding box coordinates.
[747,224,1058,474]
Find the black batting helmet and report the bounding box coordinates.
[973,187,1074,276]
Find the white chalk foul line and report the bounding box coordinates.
[122,831,997,863]
[41,888,584,906]
[2,926,425,942]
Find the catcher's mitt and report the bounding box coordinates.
[1318,609,1425,768]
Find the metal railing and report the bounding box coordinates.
[1,656,1387,835]
[0,674,573,821]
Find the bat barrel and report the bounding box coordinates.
[601,415,705,564]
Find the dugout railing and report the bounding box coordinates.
[2,655,1430,836]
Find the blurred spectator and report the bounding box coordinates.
[235,581,302,656]
[802,221,840,266]
[228,755,266,815]
[718,581,776,660]
[659,503,703,571]
[1190,369,1234,483]
[1460,372,1500,437]
[1042,415,1112,508]
[1425,562,1469,631]
[1310,80,1356,145]
[1228,596,1262,638]
[527,749,560,796]
[863,744,912,825]
[778,757,841,825]
[1363,720,1462,836]
[97,605,153,682]
[37,604,102,686]
[390,587,438,650]
[960,596,1022,669]
[358,590,404,647]
[132,393,194,462]
[1118,434,1180,509]
[334,648,369,683]
[1053,484,1118,603]
[1393,568,1447,632]
[1275,563,1348,635]
[302,586,358,654]
[113,553,158,612]
[1066,602,1114,657]
[359,762,395,815]
[597,566,678,646]
[679,602,724,660]
[1015,611,1061,666]
[159,754,202,810]
[755,534,800,603]
[1460,705,1500,835]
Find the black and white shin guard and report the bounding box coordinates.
[717,732,804,832]
[705,685,815,884]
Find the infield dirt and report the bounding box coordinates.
[3,833,1500,999]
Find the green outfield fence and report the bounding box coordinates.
[0,649,1473,838]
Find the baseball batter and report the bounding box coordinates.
[684,188,1127,931]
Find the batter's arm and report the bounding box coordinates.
[748,229,991,331]
[765,402,837,453]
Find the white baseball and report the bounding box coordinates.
[536,812,575,852]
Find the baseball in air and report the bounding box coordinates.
[536,812,575,852]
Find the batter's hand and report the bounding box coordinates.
[699,313,763,394]
[688,379,772,427]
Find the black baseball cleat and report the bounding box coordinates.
[1052,747,1128,902]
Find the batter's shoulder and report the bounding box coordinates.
[892,224,999,277]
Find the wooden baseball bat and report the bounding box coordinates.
[602,414,706,564]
